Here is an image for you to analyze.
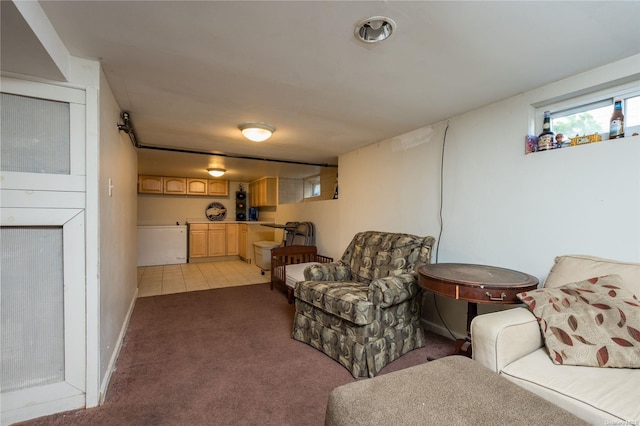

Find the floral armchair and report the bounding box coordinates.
[292,231,436,378]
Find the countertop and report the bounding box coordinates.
[185,220,275,225]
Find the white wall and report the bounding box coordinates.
[424,56,640,335]
[283,54,640,338]
[338,125,445,251]
[274,199,341,259]
[97,67,139,399]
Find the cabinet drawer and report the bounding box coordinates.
[189,223,208,231]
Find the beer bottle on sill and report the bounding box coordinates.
[537,110,555,150]
[609,99,625,139]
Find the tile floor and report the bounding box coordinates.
[137,260,271,297]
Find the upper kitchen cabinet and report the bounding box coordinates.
[138,175,229,196]
[164,177,186,194]
[138,175,163,194]
[208,179,229,197]
[186,178,208,195]
[250,177,277,207]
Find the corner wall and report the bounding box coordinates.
[97,67,138,400]
[426,56,640,335]
[282,54,640,338]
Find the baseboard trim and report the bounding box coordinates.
[421,318,465,341]
[99,287,138,405]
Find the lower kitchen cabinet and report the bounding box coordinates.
[188,223,243,260]
[239,224,248,259]
[207,224,227,257]
[226,223,239,256]
[188,224,209,258]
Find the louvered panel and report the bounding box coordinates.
[0,93,70,174]
[1,227,64,392]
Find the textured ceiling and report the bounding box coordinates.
[6,1,640,181]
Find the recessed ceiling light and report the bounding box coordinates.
[355,16,396,43]
[238,122,275,142]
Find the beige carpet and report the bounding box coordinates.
[19,283,455,426]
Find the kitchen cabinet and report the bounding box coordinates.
[226,223,239,255]
[188,223,242,260]
[138,175,163,194]
[249,177,277,207]
[208,179,229,197]
[138,175,228,196]
[239,224,248,259]
[186,178,208,195]
[188,224,209,258]
[207,224,226,257]
[164,177,186,194]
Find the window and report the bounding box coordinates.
[303,175,321,199]
[536,79,640,144]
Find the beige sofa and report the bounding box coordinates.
[471,255,640,424]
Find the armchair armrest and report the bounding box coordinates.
[304,261,351,282]
[470,307,543,373]
[368,273,419,308]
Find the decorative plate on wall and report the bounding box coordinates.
[205,202,227,221]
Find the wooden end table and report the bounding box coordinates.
[418,263,538,357]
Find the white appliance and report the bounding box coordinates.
[137,225,187,267]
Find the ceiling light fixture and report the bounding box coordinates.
[355,16,396,43]
[238,122,275,142]
[207,168,226,177]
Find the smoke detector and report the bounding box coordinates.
[355,16,396,43]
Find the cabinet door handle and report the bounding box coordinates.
[485,292,507,301]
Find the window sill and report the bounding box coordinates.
[526,133,638,155]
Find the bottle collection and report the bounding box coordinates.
[525,99,629,154]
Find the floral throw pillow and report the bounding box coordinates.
[517,275,640,368]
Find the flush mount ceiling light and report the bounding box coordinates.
[238,122,275,142]
[207,168,226,177]
[355,16,396,43]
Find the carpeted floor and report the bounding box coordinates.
[19,283,455,426]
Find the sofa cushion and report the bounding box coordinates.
[501,348,640,423]
[295,280,374,325]
[518,275,640,368]
[544,255,640,296]
[294,296,423,339]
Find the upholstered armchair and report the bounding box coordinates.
[292,231,436,378]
